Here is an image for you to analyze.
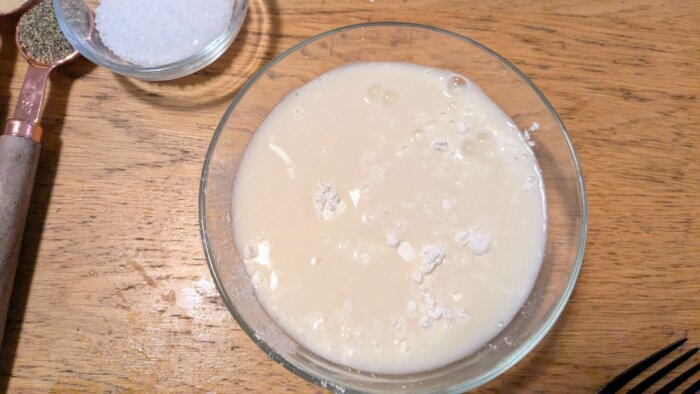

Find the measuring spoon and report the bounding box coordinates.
[0,1,81,345]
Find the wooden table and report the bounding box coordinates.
[0,1,698,392]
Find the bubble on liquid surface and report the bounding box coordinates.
[445,74,468,97]
[361,212,376,223]
[448,101,459,110]
[367,84,382,99]
[412,128,425,141]
[461,140,476,155]
[383,89,398,104]
[477,132,491,144]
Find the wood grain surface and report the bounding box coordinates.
[0,0,698,392]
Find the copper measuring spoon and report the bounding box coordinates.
[0,1,81,344]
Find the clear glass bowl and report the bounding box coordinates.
[53,0,248,81]
[200,22,587,393]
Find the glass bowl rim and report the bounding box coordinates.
[52,0,249,78]
[199,21,588,393]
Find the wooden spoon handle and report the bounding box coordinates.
[0,135,41,345]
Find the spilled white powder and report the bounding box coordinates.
[419,243,446,273]
[524,122,540,147]
[314,182,346,220]
[95,0,234,67]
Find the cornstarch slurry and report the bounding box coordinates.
[233,62,547,374]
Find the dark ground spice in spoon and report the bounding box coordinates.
[17,0,75,65]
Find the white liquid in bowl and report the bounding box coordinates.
[232,62,546,374]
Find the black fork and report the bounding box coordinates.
[598,337,700,394]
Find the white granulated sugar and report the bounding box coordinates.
[529,121,540,132]
[95,0,234,67]
[419,243,446,274]
[386,232,400,248]
[467,231,492,255]
[314,182,346,220]
[431,138,449,152]
[397,241,416,262]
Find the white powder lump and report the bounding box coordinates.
[455,121,469,134]
[431,138,449,152]
[418,292,451,329]
[419,243,446,274]
[314,182,346,220]
[397,241,416,262]
[454,229,492,255]
[95,0,234,67]
[386,232,400,248]
[406,300,417,313]
[410,272,423,284]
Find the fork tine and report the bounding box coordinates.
[627,347,698,393]
[681,379,700,394]
[597,337,688,393]
[657,363,700,394]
